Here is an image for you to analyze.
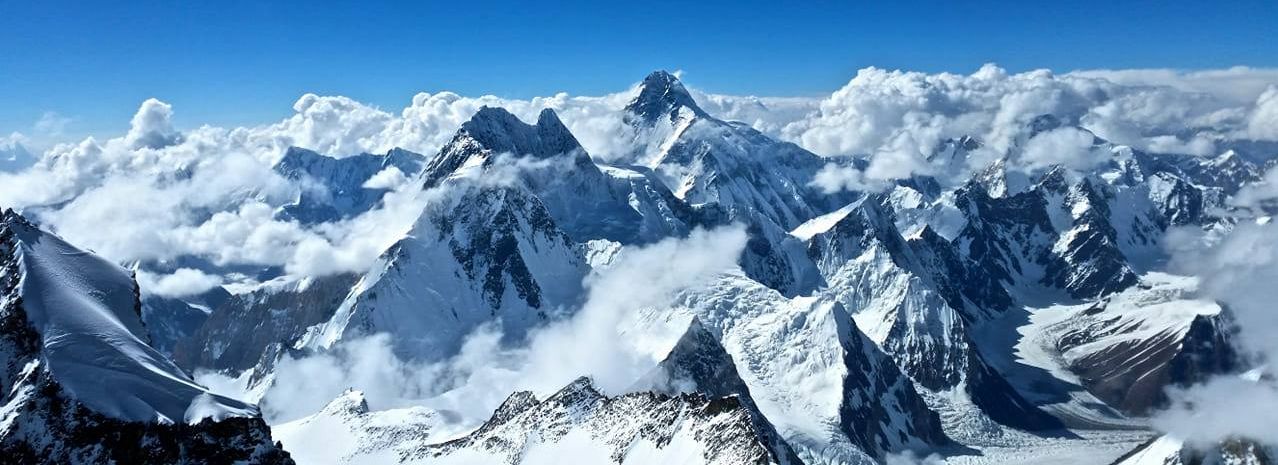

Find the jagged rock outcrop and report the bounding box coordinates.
[1052,276,1238,415]
[634,271,951,462]
[804,196,1060,432]
[954,167,1139,300]
[636,318,803,465]
[172,273,359,375]
[418,377,789,465]
[272,389,440,465]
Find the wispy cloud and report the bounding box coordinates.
[256,225,749,429]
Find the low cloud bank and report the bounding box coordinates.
[1153,165,1278,447]
[257,225,748,430]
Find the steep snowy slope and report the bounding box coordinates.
[272,390,441,465]
[297,181,588,361]
[954,167,1139,300]
[416,104,829,299]
[737,213,825,297]
[621,71,850,231]
[804,196,1060,433]
[422,106,706,244]
[635,318,803,465]
[1038,170,1141,299]
[631,271,949,463]
[419,104,832,299]
[0,210,292,463]
[418,377,790,465]
[276,146,427,224]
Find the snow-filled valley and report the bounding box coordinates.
[2,67,1277,465]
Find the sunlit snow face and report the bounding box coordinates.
[247,225,749,426]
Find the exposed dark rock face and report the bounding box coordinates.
[906,224,1013,322]
[805,196,1059,432]
[954,181,1057,287]
[636,319,804,465]
[954,169,1140,300]
[836,310,953,457]
[435,186,574,310]
[1113,436,1273,465]
[737,215,824,298]
[1041,178,1139,299]
[625,70,708,125]
[2,377,292,465]
[141,286,231,356]
[172,273,359,375]
[1059,310,1238,415]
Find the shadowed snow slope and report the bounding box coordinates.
[298,181,588,361]
[275,146,427,224]
[2,210,254,424]
[630,271,950,463]
[621,71,853,231]
[0,210,292,463]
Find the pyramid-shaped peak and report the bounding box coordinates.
[643,70,683,89]
[0,140,37,172]
[319,389,370,416]
[545,376,605,404]
[626,70,706,124]
[536,107,565,128]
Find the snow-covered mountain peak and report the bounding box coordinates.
[0,210,257,424]
[297,180,588,361]
[419,374,790,465]
[319,389,371,417]
[811,194,908,260]
[458,106,583,159]
[1207,149,1241,168]
[273,389,439,465]
[1115,436,1274,465]
[626,70,706,125]
[1027,113,1065,138]
[276,145,427,223]
[423,106,590,188]
[0,140,35,173]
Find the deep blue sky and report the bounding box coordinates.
[2,0,1275,141]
